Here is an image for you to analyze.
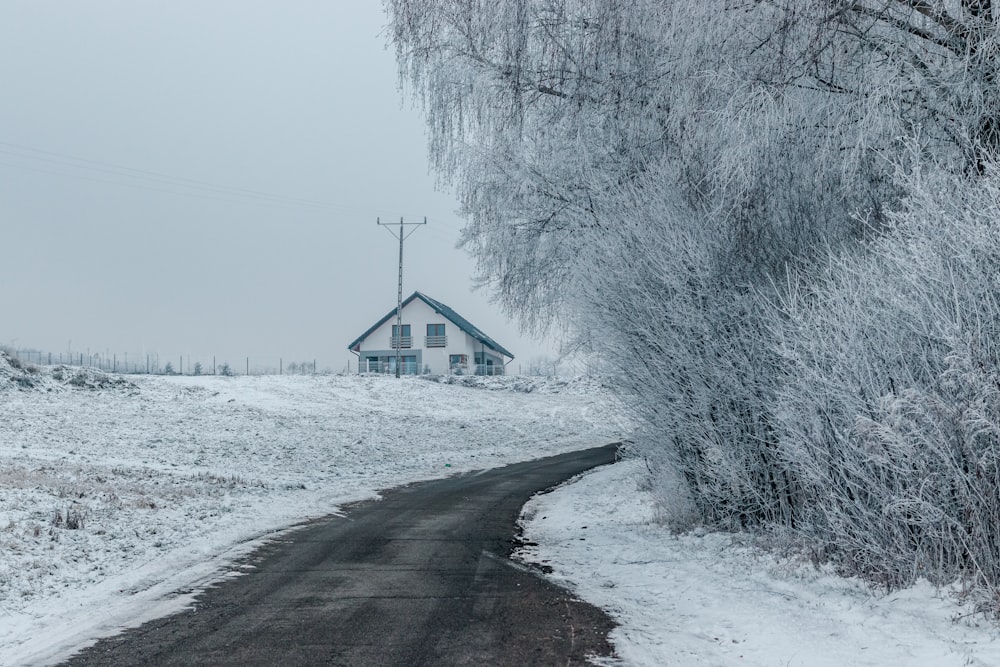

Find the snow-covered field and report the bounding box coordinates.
[6,351,1000,667]
[0,354,623,665]
[518,460,1000,666]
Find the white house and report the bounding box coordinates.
[348,292,513,375]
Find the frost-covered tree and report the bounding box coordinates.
[797,0,1000,172]
[387,0,1000,307]
[384,0,898,525]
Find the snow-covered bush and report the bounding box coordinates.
[0,349,42,390]
[771,166,1000,596]
[52,505,85,530]
[560,172,797,530]
[600,164,1000,597]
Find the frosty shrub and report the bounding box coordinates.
[0,349,41,390]
[771,166,1000,595]
[0,348,35,372]
[567,178,797,530]
[52,505,85,530]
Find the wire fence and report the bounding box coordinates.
[10,349,564,378]
[11,349,339,377]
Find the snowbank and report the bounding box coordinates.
[0,350,135,393]
[420,372,610,394]
[0,367,625,665]
[517,460,1000,666]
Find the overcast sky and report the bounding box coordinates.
[0,2,554,373]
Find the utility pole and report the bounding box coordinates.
[377,216,426,378]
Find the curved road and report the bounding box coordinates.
[61,444,619,666]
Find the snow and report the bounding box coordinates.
[5,351,1000,667]
[0,357,623,666]
[517,459,1000,666]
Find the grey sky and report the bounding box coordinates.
[0,2,552,373]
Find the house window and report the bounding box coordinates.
[426,323,446,347]
[449,354,468,372]
[391,324,411,349]
[401,355,417,375]
[364,356,380,373]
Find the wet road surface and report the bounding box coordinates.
[61,444,620,666]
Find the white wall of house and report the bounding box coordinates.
[357,298,506,374]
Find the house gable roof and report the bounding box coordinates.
[347,291,515,359]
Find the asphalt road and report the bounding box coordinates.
[61,444,620,666]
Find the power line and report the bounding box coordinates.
[0,141,348,211]
[0,158,328,212]
[0,139,447,222]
